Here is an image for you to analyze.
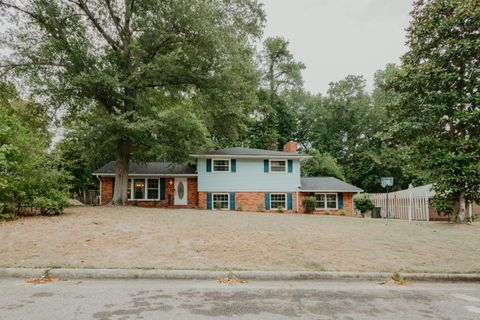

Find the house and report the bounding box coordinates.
[93,141,363,215]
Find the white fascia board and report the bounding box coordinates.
[93,173,197,177]
[190,154,311,160]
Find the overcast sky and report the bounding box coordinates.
[260,0,413,94]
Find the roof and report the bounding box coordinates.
[300,177,363,192]
[93,161,196,176]
[191,147,310,159]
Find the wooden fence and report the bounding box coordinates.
[353,192,431,221]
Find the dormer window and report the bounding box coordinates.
[212,159,230,172]
[270,160,287,172]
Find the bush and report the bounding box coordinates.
[33,191,69,216]
[256,201,265,212]
[302,197,316,214]
[354,197,375,217]
[276,206,284,213]
[236,204,244,211]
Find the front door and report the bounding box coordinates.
[174,177,188,206]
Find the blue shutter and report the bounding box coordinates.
[231,159,236,173]
[338,193,344,209]
[287,193,293,210]
[160,178,166,200]
[265,192,270,210]
[206,159,212,172]
[264,160,269,173]
[230,192,235,210]
[207,192,212,210]
[288,160,293,173]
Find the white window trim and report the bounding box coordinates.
[129,178,161,201]
[212,158,231,173]
[314,193,338,210]
[269,159,287,173]
[270,193,287,210]
[212,192,230,210]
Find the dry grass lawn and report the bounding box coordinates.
[1,206,479,273]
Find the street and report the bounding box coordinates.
[1,278,479,319]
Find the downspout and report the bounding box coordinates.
[95,175,102,205]
[296,185,301,213]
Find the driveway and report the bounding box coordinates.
[0,206,479,272]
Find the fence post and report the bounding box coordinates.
[425,195,430,221]
[408,184,413,222]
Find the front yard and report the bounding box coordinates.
[1,206,479,273]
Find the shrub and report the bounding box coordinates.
[236,204,244,211]
[214,201,222,210]
[0,212,17,221]
[354,197,375,217]
[302,197,316,214]
[256,201,265,212]
[324,210,331,215]
[276,206,284,213]
[33,191,69,216]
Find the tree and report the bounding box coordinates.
[247,37,305,149]
[301,149,345,180]
[0,82,69,217]
[389,0,480,222]
[0,0,265,204]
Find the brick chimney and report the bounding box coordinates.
[283,140,297,153]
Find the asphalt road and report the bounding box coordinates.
[1,278,480,319]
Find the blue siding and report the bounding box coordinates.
[231,159,236,173]
[287,193,293,210]
[338,193,344,209]
[288,160,293,173]
[230,192,235,210]
[198,158,301,192]
[160,178,166,200]
[265,192,270,210]
[206,159,212,172]
[207,192,212,209]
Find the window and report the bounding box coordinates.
[270,193,286,209]
[133,179,145,200]
[213,193,229,210]
[315,193,337,209]
[212,159,230,172]
[147,179,159,199]
[270,160,286,172]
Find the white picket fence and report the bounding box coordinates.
[354,192,431,221]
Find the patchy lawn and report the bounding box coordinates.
[1,206,479,273]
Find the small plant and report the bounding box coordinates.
[276,206,284,213]
[256,201,265,212]
[0,212,17,221]
[354,197,375,217]
[302,197,316,214]
[339,210,346,216]
[236,204,244,211]
[214,202,222,210]
[324,210,331,215]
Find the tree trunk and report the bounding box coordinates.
[457,191,466,223]
[112,139,131,205]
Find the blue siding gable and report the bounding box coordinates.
[198,158,301,192]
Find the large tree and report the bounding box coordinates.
[390,0,480,222]
[247,36,305,149]
[0,0,265,204]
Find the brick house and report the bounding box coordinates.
[94,141,363,215]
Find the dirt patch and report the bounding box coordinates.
[1,206,479,272]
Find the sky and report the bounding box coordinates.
[260,0,413,94]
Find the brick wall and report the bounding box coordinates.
[198,192,299,213]
[298,192,355,216]
[100,176,198,208]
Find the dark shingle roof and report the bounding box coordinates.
[300,177,363,192]
[94,161,196,175]
[192,147,308,158]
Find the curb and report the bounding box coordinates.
[1,268,480,282]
